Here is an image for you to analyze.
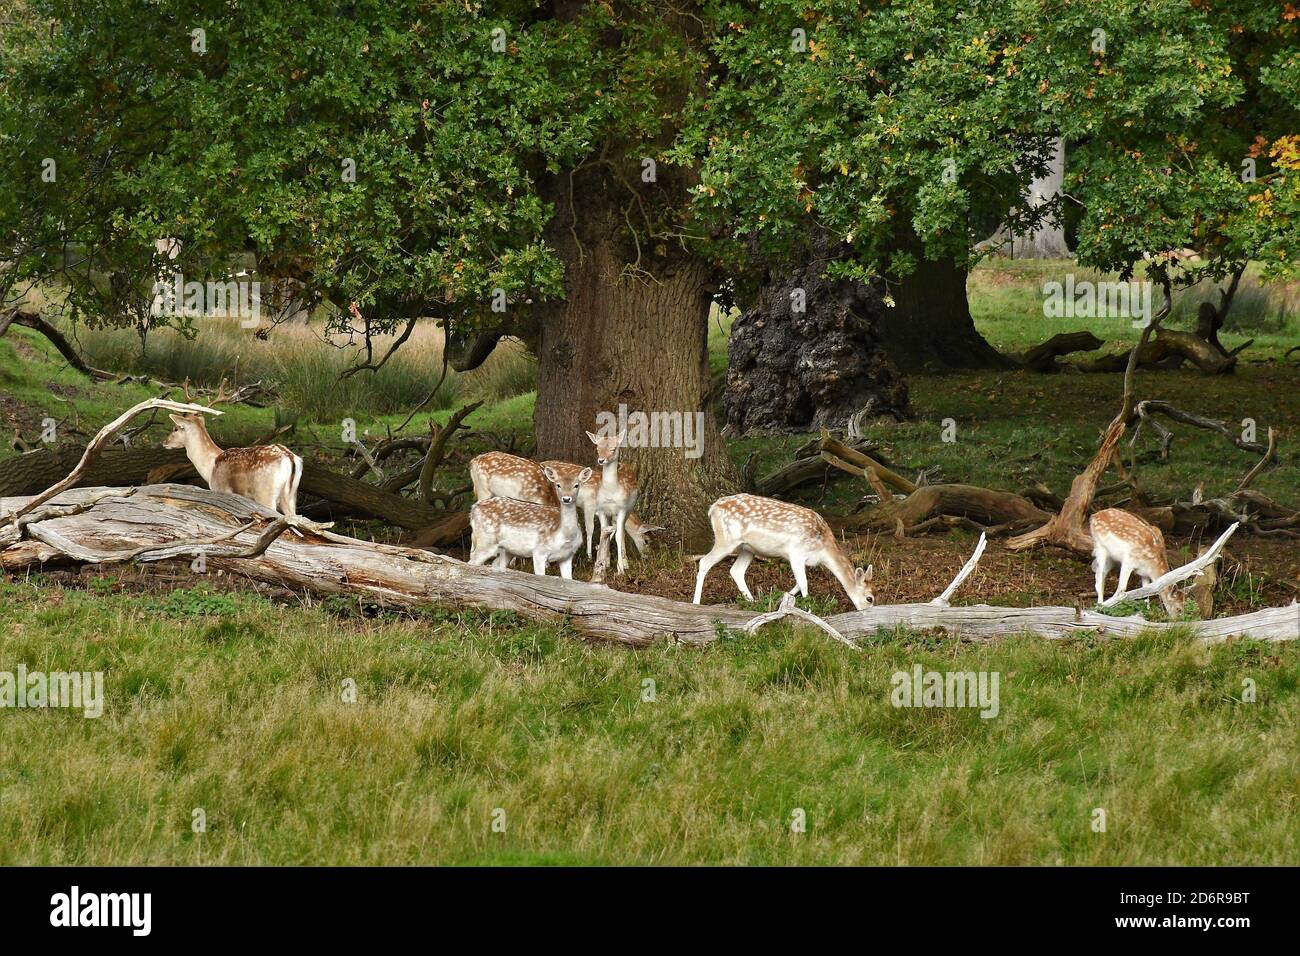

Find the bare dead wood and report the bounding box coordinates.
[752,435,884,497]
[1133,400,1270,457]
[1019,330,1103,372]
[819,431,917,494]
[0,397,222,529]
[842,484,1050,535]
[407,510,470,548]
[1085,328,1240,375]
[742,592,855,649]
[1008,291,1171,554]
[930,533,987,607]
[1236,427,1278,492]
[3,485,1295,645]
[418,401,481,504]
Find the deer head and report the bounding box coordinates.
[585,428,626,466]
[542,464,592,506]
[163,413,210,450]
[849,564,875,610]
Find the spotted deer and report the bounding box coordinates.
[582,428,640,575]
[692,494,875,609]
[469,465,591,578]
[538,460,656,560]
[472,451,655,560]
[1089,507,1184,616]
[163,414,302,516]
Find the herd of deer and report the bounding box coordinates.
[162,414,1186,614]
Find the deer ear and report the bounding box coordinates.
[578,467,592,483]
[542,465,559,483]
[168,414,185,426]
[861,565,874,582]
[585,430,600,444]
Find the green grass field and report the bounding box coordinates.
[2,260,1298,865]
[2,579,1296,865]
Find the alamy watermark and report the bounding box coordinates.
[1,665,103,718]
[594,403,704,459]
[151,271,261,329]
[890,665,1000,718]
[1043,275,1153,327]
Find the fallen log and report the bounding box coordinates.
[0,442,441,530]
[3,485,1295,645]
[0,309,116,381]
[842,483,1050,535]
[1019,331,1103,372]
[1085,328,1240,375]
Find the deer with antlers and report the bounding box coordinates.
[693,494,875,610]
[163,381,302,516]
[1089,508,1184,617]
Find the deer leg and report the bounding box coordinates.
[729,549,755,601]
[1115,562,1135,599]
[693,545,733,604]
[532,552,548,576]
[1093,552,1110,604]
[558,556,573,580]
[584,505,596,560]
[790,558,810,598]
[614,511,628,574]
[468,545,494,566]
[492,552,509,570]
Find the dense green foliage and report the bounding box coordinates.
[3,1,1296,332]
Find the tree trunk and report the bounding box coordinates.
[532,167,739,547]
[724,237,910,433]
[878,252,1014,371]
[1010,138,1070,259]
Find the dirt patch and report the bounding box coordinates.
[440,528,1299,618]
[0,394,41,440]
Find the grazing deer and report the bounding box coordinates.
[582,429,640,575]
[469,465,591,578]
[538,459,657,559]
[1089,507,1184,616]
[692,494,875,610]
[163,413,302,516]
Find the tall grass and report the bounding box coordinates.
[65,319,536,423]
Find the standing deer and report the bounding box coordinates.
[537,459,656,560]
[472,450,654,560]
[1090,508,1185,616]
[692,494,875,609]
[163,413,302,516]
[469,465,591,578]
[582,429,640,575]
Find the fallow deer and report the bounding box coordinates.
[1089,507,1185,616]
[582,428,640,575]
[468,465,591,578]
[163,414,302,516]
[537,459,656,559]
[692,493,875,610]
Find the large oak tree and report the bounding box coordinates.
[4,0,1296,538]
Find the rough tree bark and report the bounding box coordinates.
[532,164,739,546]
[724,241,911,433]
